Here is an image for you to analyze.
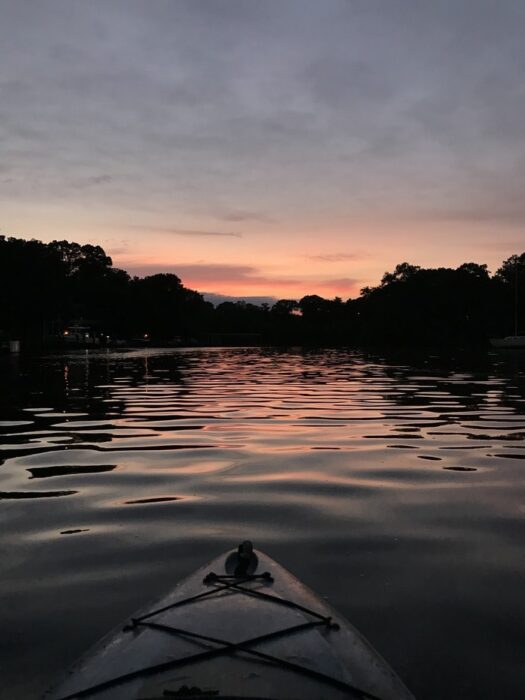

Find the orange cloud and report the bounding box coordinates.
[123,262,361,299]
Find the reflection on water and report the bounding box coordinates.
[0,348,524,699]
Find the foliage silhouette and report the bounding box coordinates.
[1,235,523,348]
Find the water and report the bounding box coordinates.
[1,348,524,699]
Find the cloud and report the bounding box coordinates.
[473,239,525,253]
[89,174,112,185]
[124,262,298,287]
[306,253,361,262]
[129,226,243,238]
[418,200,525,226]
[105,246,128,256]
[2,0,525,278]
[217,210,273,223]
[315,277,360,292]
[70,174,113,190]
[123,261,361,298]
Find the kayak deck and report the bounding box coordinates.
[45,543,415,699]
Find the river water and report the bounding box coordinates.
[0,348,523,699]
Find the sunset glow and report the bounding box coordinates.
[2,1,525,301]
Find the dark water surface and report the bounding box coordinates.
[1,348,524,699]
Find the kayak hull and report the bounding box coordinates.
[44,547,415,700]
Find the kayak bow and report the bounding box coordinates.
[45,541,415,700]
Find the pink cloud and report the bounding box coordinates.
[123,262,361,298]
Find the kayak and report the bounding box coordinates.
[44,542,415,699]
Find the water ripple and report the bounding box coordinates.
[0,348,524,700]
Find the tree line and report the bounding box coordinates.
[0,235,523,348]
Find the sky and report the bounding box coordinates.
[1,1,525,303]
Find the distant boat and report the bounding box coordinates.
[63,325,100,347]
[490,335,525,348]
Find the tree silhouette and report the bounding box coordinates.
[1,234,524,348]
[495,254,525,335]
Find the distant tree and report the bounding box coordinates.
[457,262,490,280]
[494,253,525,335]
[4,233,525,348]
[48,240,113,276]
[46,240,129,325]
[271,299,299,315]
[299,294,330,318]
[213,300,269,335]
[0,236,66,340]
[131,273,211,338]
[380,262,421,286]
[495,253,525,285]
